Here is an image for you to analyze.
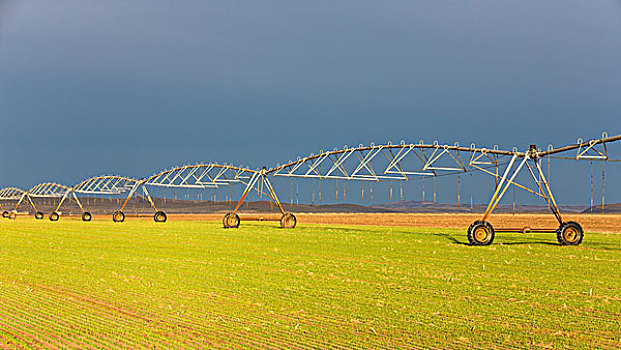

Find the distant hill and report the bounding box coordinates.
[7,197,619,215]
[372,200,589,214]
[581,203,621,214]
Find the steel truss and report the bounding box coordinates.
[223,133,620,246]
[268,141,513,180]
[50,175,139,222]
[0,187,25,218]
[113,163,263,223]
[2,183,68,220]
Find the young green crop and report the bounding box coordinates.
[0,218,618,349]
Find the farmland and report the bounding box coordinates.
[0,218,619,349]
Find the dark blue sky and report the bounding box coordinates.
[1,0,620,204]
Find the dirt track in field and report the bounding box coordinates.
[291,213,621,233]
[88,213,621,233]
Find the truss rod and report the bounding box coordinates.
[539,134,621,157]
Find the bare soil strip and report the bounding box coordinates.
[85,213,621,233]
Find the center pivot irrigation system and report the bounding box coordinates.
[1,133,619,246]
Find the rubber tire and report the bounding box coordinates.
[467,220,495,246]
[82,212,92,222]
[2,211,9,218]
[34,212,44,220]
[223,212,240,228]
[556,221,584,246]
[49,212,59,221]
[280,213,297,229]
[154,211,167,223]
[113,211,125,223]
[8,211,17,220]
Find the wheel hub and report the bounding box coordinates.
[283,216,294,226]
[474,227,489,242]
[227,215,237,226]
[564,227,579,242]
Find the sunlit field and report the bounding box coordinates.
[0,218,619,349]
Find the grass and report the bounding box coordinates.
[0,218,619,349]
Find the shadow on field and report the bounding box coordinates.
[431,233,564,247]
[431,233,469,245]
[499,241,559,246]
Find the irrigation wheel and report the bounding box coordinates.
[2,211,9,218]
[154,211,167,223]
[8,211,17,220]
[280,213,297,229]
[82,212,92,222]
[467,220,495,246]
[556,221,584,246]
[112,211,125,223]
[34,211,44,220]
[223,212,240,228]
[49,212,60,221]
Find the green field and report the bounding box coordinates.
[0,219,619,349]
